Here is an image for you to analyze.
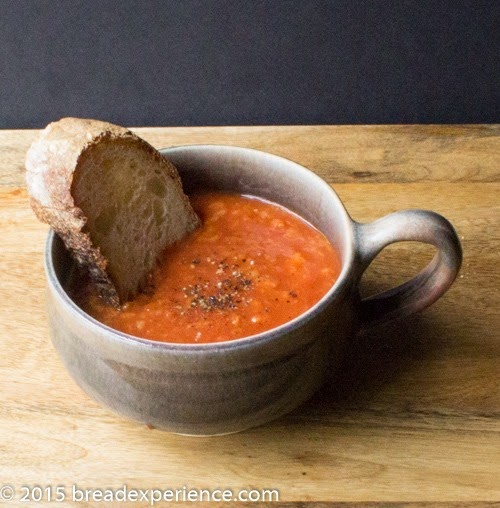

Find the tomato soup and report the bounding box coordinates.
[76,192,341,343]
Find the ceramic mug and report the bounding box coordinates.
[45,145,462,435]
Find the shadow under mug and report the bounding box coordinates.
[46,145,462,435]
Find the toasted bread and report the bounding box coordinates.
[26,117,200,306]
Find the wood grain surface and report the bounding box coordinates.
[0,125,499,506]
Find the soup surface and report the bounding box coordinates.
[77,192,341,343]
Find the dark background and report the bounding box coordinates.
[1,0,498,128]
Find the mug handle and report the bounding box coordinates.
[355,210,462,330]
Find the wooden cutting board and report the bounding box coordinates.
[0,125,499,505]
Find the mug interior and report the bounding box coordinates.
[49,145,355,346]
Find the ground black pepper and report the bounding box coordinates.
[181,258,254,312]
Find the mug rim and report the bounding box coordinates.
[45,144,356,352]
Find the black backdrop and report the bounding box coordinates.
[1,0,498,128]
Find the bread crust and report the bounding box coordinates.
[26,117,198,307]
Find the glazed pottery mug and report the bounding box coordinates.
[46,145,462,435]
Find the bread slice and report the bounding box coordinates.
[26,117,200,306]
